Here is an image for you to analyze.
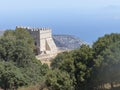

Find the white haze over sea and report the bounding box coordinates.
[0,0,120,43]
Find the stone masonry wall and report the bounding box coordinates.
[16,26,57,55]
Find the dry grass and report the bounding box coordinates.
[18,85,40,90]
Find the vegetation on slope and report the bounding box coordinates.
[48,33,120,90]
[0,28,48,90]
[0,28,120,90]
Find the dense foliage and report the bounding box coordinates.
[50,33,120,90]
[51,45,95,90]
[45,69,73,90]
[0,29,120,90]
[92,33,120,89]
[0,62,26,90]
[0,29,48,90]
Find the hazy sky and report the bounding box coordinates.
[0,0,120,43]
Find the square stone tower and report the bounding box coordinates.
[16,26,57,55]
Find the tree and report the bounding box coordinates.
[51,51,76,88]
[73,45,95,90]
[21,60,49,85]
[45,69,74,90]
[0,62,26,90]
[95,41,120,89]
[51,45,95,90]
[92,33,120,89]
[51,51,75,75]
[0,28,49,88]
[0,29,35,67]
[93,33,120,56]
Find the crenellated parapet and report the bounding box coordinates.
[16,26,51,32]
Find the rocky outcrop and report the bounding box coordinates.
[53,35,87,50]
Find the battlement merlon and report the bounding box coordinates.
[16,26,51,32]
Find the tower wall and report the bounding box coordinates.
[16,26,57,55]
